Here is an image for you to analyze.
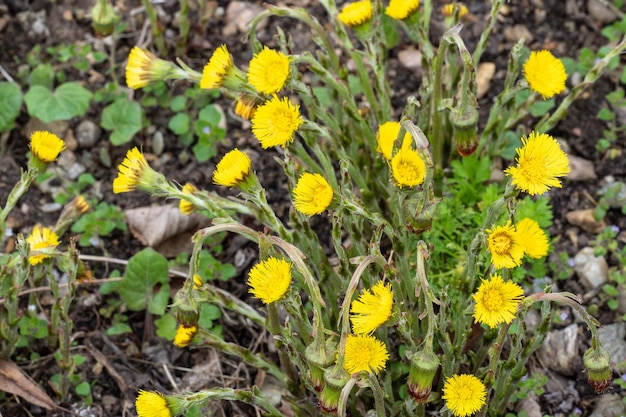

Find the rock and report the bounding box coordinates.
[598,180,626,209]
[476,62,496,99]
[75,120,101,149]
[589,394,626,417]
[573,247,609,290]
[587,0,619,24]
[597,323,626,373]
[63,129,78,151]
[566,209,607,234]
[566,155,596,181]
[503,24,533,44]
[223,2,266,36]
[537,324,581,375]
[517,392,542,417]
[398,48,422,70]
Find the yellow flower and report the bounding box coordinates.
[212,148,252,187]
[30,130,66,164]
[135,390,172,417]
[516,217,549,259]
[112,147,159,193]
[247,47,291,94]
[338,0,373,27]
[200,45,234,89]
[385,0,419,20]
[178,183,197,215]
[235,95,260,120]
[26,225,60,265]
[523,50,567,99]
[292,173,334,216]
[193,274,203,289]
[247,257,292,304]
[376,121,412,160]
[473,274,524,328]
[442,374,486,417]
[251,95,303,149]
[73,195,90,213]
[504,131,570,196]
[173,324,198,348]
[391,145,426,188]
[125,47,164,89]
[486,221,524,269]
[350,281,393,334]
[441,3,468,18]
[343,334,389,375]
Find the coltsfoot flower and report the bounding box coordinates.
[200,45,234,89]
[343,334,389,375]
[112,147,159,194]
[30,130,65,165]
[251,95,303,148]
[173,324,198,348]
[385,0,419,20]
[247,257,292,304]
[441,3,468,18]
[136,390,173,417]
[247,47,291,94]
[486,221,524,269]
[212,148,252,187]
[523,50,567,99]
[391,145,426,188]
[125,46,181,90]
[504,131,570,196]
[442,374,486,416]
[178,183,197,215]
[473,274,524,328]
[235,95,261,120]
[516,217,549,259]
[350,281,393,334]
[292,173,334,216]
[376,121,412,160]
[26,225,60,265]
[338,0,373,27]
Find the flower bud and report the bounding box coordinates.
[407,349,439,403]
[583,345,612,393]
[305,339,337,391]
[318,366,350,414]
[91,0,119,37]
[451,105,479,157]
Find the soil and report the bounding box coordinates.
[0,0,625,416]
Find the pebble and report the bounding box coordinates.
[537,324,580,375]
[565,209,607,234]
[223,2,266,36]
[598,179,626,209]
[573,247,609,290]
[398,48,422,69]
[566,155,596,181]
[589,394,626,417]
[587,0,619,24]
[476,62,495,99]
[75,120,101,149]
[503,24,533,44]
[41,203,62,213]
[597,323,626,373]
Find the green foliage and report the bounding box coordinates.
[71,201,127,247]
[0,82,22,132]
[198,249,237,282]
[516,196,553,228]
[54,173,96,205]
[24,82,92,123]
[117,248,170,315]
[595,88,626,153]
[193,104,226,162]
[101,96,143,145]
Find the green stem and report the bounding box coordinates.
[0,169,36,244]
[141,0,166,54]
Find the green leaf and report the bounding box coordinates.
[603,284,619,296]
[24,82,92,123]
[597,107,614,122]
[101,97,142,145]
[155,313,177,340]
[75,382,91,397]
[168,113,190,135]
[117,248,170,315]
[530,98,555,117]
[199,304,221,329]
[198,104,222,125]
[0,82,22,132]
[106,322,133,336]
[29,64,55,89]
[170,95,187,112]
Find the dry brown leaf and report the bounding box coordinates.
[0,359,57,410]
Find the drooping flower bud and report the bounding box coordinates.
[407,348,440,403]
[583,345,612,393]
[305,339,337,392]
[318,366,350,414]
[451,105,479,157]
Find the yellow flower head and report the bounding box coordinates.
[30,130,66,164]
[516,217,549,259]
[391,145,426,188]
[441,3,468,18]
[193,274,203,289]
[252,96,303,149]
[504,131,570,196]
[338,0,373,27]
[72,195,90,214]
[247,257,292,304]
[473,274,524,328]
[136,390,172,417]
[212,148,252,187]
[247,47,291,94]
[173,324,198,348]
[112,147,159,194]
[385,0,419,20]
[235,95,261,120]
[26,225,60,265]
[442,374,487,417]
[343,334,389,375]
[523,50,567,99]
[200,45,234,89]
[292,173,334,216]
[179,183,197,215]
[486,221,524,269]
[350,281,393,334]
[376,121,412,160]
[125,46,171,90]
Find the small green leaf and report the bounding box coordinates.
[101,97,142,145]
[106,322,133,336]
[198,104,222,125]
[118,248,170,315]
[597,107,614,122]
[170,95,187,112]
[75,382,91,397]
[530,98,555,117]
[29,64,55,89]
[155,314,177,340]
[0,82,22,132]
[199,304,221,328]
[24,82,92,123]
[168,113,190,135]
[602,284,619,296]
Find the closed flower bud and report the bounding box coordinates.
[91,0,119,37]
[451,105,479,156]
[407,349,440,403]
[583,345,612,393]
[318,366,350,414]
[305,340,337,391]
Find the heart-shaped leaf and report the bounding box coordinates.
[117,248,170,315]
[24,83,92,123]
[101,97,142,145]
[0,82,22,132]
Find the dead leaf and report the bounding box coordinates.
[0,359,57,410]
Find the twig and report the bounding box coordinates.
[0,64,15,83]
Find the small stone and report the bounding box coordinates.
[587,0,618,24]
[476,62,496,99]
[596,323,626,373]
[566,209,607,234]
[41,203,62,213]
[573,247,609,290]
[589,394,626,417]
[503,24,533,44]
[537,324,580,375]
[65,162,86,180]
[223,2,266,36]
[75,120,101,149]
[598,180,626,209]
[398,48,422,70]
[566,155,596,181]
[153,130,165,155]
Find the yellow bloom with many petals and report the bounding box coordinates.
[504,131,570,196]
[173,324,198,348]
[516,217,549,259]
[247,47,291,94]
[252,96,303,148]
[125,47,171,90]
[136,390,172,417]
[247,257,292,304]
[235,95,260,120]
[179,183,197,215]
[212,148,252,187]
[112,147,159,194]
[26,225,60,265]
[30,130,65,164]
[441,3,468,18]
[350,281,393,334]
[200,45,234,89]
[376,121,412,160]
[338,0,373,27]
[385,0,419,20]
[391,145,426,188]
[343,334,389,375]
[523,50,567,99]
[292,173,334,216]
[442,374,486,416]
[486,221,524,269]
[473,274,524,328]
